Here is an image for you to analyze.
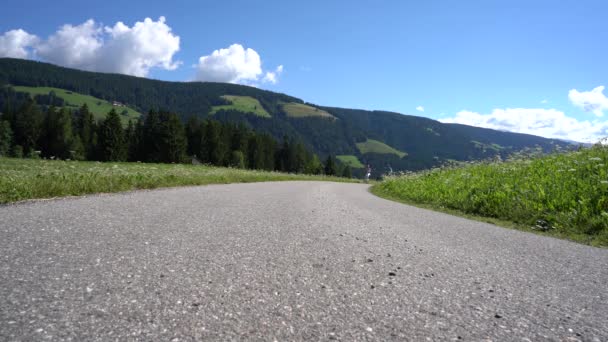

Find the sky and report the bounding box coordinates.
[0,0,607,143]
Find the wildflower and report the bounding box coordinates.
[589,157,602,161]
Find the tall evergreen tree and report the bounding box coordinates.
[185,116,202,158]
[341,165,352,178]
[324,155,337,176]
[143,110,162,162]
[98,109,126,161]
[45,107,74,159]
[14,99,43,156]
[201,120,224,165]
[77,103,97,159]
[159,111,187,163]
[0,120,13,156]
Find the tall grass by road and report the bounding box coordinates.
[0,158,354,204]
[373,145,608,247]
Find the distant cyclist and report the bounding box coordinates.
[365,164,372,183]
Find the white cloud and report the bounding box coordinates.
[36,20,103,71]
[0,29,39,59]
[194,44,282,85]
[2,17,180,77]
[416,106,425,112]
[194,44,262,84]
[568,86,608,117]
[99,16,180,76]
[541,99,548,104]
[263,64,284,84]
[440,108,608,144]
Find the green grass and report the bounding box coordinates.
[210,95,271,118]
[356,139,407,158]
[372,145,608,247]
[0,157,356,204]
[12,86,142,124]
[282,102,335,119]
[337,155,364,168]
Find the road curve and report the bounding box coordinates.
[1,181,607,341]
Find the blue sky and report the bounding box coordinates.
[1,0,607,142]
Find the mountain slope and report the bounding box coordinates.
[0,58,572,172]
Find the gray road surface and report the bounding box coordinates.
[1,182,607,341]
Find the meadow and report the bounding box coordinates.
[0,158,354,204]
[12,86,142,124]
[282,102,335,119]
[210,95,271,117]
[356,139,407,158]
[336,155,364,168]
[372,145,608,246]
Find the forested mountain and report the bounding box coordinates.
[0,58,572,174]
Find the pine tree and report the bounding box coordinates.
[0,120,13,156]
[45,107,74,159]
[143,110,161,162]
[342,165,352,178]
[14,99,43,156]
[324,155,337,176]
[201,120,223,165]
[159,111,187,163]
[98,109,126,161]
[185,116,202,158]
[230,150,245,168]
[77,104,96,159]
[305,154,323,175]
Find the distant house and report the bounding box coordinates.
[111,101,125,107]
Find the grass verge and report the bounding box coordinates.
[371,146,608,247]
[0,158,356,204]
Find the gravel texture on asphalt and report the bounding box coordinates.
[1,181,607,341]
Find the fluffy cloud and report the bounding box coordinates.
[0,29,39,59]
[568,86,608,117]
[440,108,608,144]
[1,17,180,77]
[98,17,180,76]
[36,20,103,71]
[416,106,425,112]
[263,65,283,84]
[194,44,282,85]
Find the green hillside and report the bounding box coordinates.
[356,139,407,158]
[336,155,364,168]
[0,58,575,172]
[210,95,271,118]
[282,102,335,119]
[12,86,141,123]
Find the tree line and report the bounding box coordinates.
[0,99,351,177]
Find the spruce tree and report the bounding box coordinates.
[14,99,43,156]
[324,155,337,176]
[98,109,126,161]
[159,111,187,163]
[0,120,13,157]
[77,104,96,159]
[342,165,352,178]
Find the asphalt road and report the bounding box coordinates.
[1,181,607,341]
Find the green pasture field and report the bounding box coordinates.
[12,86,142,124]
[210,95,271,118]
[356,139,407,158]
[336,155,364,168]
[282,103,335,119]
